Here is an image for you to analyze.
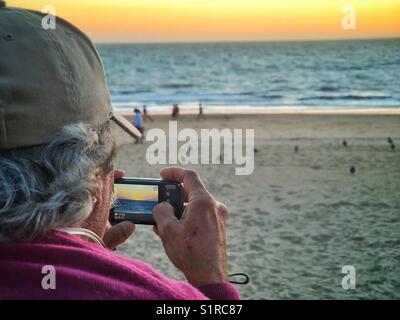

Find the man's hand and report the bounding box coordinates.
[153,167,228,287]
[103,169,136,250]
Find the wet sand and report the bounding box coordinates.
[114,112,400,299]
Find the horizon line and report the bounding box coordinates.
[95,36,400,46]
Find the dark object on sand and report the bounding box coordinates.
[172,104,180,119]
[388,137,393,144]
[294,145,299,153]
[342,140,348,147]
[350,166,356,175]
[390,143,395,151]
[197,103,205,120]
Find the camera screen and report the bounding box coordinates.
[114,184,158,215]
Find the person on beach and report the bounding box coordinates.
[172,103,180,119]
[198,103,206,120]
[133,108,144,143]
[0,4,238,300]
[143,104,153,122]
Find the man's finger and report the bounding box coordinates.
[103,221,135,250]
[153,201,179,237]
[160,167,207,200]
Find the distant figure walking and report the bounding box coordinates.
[143,104,154,122]
[342,140,348,147]
[197,103,205,120]
[133,108,144,143]
[172,104,180,119]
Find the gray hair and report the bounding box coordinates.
[0,122,115,242]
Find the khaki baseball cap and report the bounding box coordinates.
[0,1,141,150]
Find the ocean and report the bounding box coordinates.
[97,39,400,112]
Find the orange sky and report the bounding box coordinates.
[114,184,157,201]
[7,0,400,43]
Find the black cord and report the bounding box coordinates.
[228,273,250,285]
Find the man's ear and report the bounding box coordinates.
[92,167,106,202]
[80,168,114,238]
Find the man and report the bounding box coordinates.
[143,104,154,122]
[0,3,239,300]
[133,108,144,143]
[198,103,206,120]
[172,103,180,119]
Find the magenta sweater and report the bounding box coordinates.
[0,231,240,300]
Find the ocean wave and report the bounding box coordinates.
[111,89,152,95]
[160,83,194,89]
[259,94,283,100]
[319,86,340,92]
[299,95,397,101]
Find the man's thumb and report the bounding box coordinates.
[103,221,135,250]
[153,202,177,235]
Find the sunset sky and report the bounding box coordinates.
[114,184,158,202]
[7,0,400,43]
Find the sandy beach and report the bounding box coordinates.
[114,112,400,299]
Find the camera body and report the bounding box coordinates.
[109,178,184,225]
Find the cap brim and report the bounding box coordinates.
[110,111,142,139]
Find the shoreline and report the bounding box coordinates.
[120,107,400,118]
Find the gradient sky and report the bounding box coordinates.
[7,0,400,43]
[114,184,158,201]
